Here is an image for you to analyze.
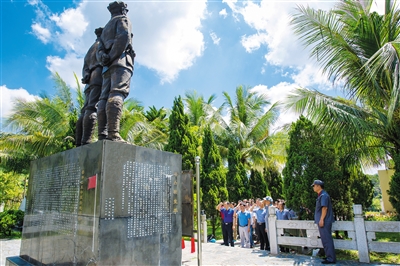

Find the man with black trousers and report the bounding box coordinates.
[217,201,235,247]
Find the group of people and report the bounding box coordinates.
[216,196,293,250]
[216,179,336,264]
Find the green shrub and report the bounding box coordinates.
[365,211,398,221]
[0,210,24,236]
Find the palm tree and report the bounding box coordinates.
[120,100,168,150]
[286,0,400,214]
[221,85,280,169]
[0,73,80,161]
[184,90,227,131]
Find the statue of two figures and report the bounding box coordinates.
[76,1,135,146]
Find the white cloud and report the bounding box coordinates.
[50,6,89,53]
[219,8,228,18]
[291,63,331,89]
[46,54,83,89]
[130,1,206,83]
[31,23,51,43]
[210,31,221,45]
[251,82,300,132]
[28,0,206,85]
[241,33,268,53]
[0,86,38,129]
[224,0,336,89]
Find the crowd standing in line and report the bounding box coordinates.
[215,180,336,264]
[216,196,295,251]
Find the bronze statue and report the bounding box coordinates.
[76,27,104,146]
[96,1,135,142]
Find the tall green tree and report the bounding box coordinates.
[201,126,228,235]
[351,170,374,210]
[220,85,279,169]
[287,0,400,217]
[283,116,347,220]
[226,143,249,202]
[248,169,269,199]
[264,166,283,202]
[165,96,198,171]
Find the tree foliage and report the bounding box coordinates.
[165,96,198,171]
[264,166,283,202]
[201,126,228,235]
[283,116,351,220]
[287,0,400,216]
[0,73,79,163]
[388,153,400,219]
[221,85,279,169]
[351,170,374,211]
[248,169,268,199]
[0,170,26,210]
[226,143,249,202]
[121,99,168,149]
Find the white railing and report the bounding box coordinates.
[267,205,400,263]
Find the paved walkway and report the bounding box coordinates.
[182,240,398,266]
[1,239,398,265]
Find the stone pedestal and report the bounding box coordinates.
[17,141,182,265]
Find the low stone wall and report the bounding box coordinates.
[268,204,400,263]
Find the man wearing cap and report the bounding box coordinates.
[96,1,135,142]
[312,180,336,264]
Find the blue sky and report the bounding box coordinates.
[0,0,386,172]
[0,0,342,123]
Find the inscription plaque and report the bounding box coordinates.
[123,162,173,238]
[27,163,81,236]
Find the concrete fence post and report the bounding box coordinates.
[201,214,207,243]
[268,206,278,255]
[353,204,370,263]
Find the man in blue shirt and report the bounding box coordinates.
[236,203,251,248]
[312,180,336,264]
[276,199,291,253]
[254,199,268,250]
[217,201,235,247]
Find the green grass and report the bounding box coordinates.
[332,249,400,264]
[207,223,222,240]
[375,232,400,242]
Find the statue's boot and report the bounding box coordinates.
[75,113,84,147]
[106,94,128,143]
[81,109,97,145]
[97,99,108,140]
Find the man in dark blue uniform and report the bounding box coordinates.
[312,180,336,264]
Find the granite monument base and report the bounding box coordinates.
[11,140,182,266]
